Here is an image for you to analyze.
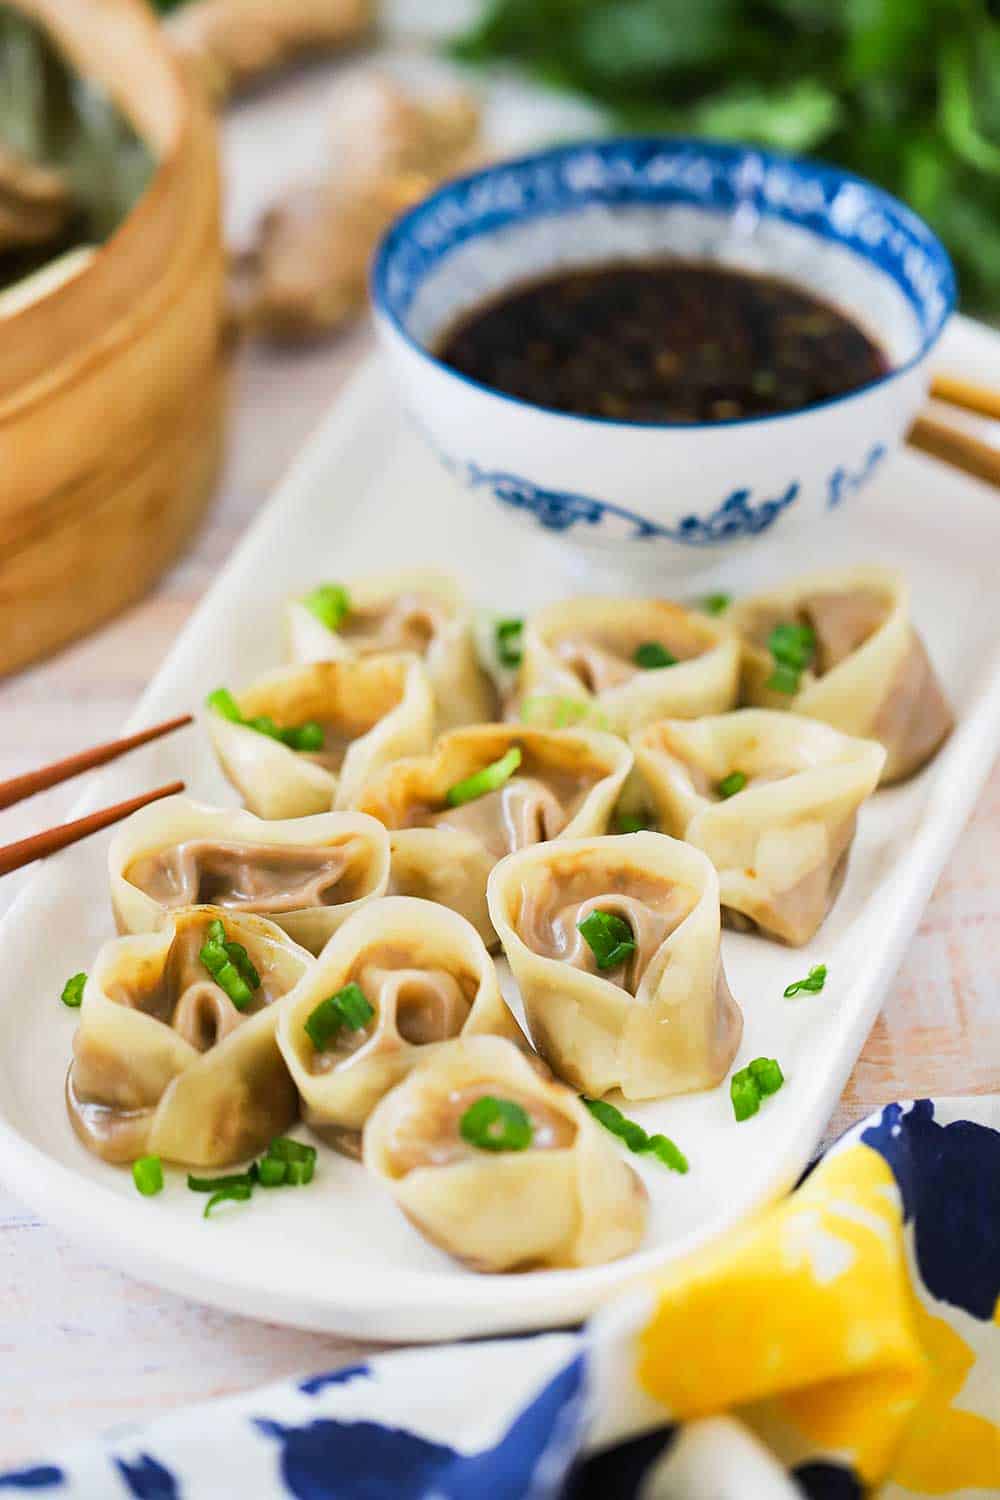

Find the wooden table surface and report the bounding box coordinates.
[2,63,999,1472]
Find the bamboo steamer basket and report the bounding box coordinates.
[0,0,227,677]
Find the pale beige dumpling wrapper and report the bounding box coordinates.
[109,795,390,955]
[206,655,434,817]
[517,596,739,736]
[633,711,886,946]
[353,724,634,948]
[277,896,523,1155]
[728,565,952,784]
[66,907,313,1168]
[487,833,742,1100]
[363,1035,648,1272]
[286,569,496,731]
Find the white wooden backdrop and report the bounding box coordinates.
[0,44,998,1468]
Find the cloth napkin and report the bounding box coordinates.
[3,1096,998,1499]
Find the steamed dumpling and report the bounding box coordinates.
[364,1036,648,1272]
[206,655,434,817]
[66,907,313,1167]
[353,724,633,947]
[728,566,952,783]
[516,596,739,735]
[287,569,497,731]
[110,796,391,954]
[633,711,886,945]
[277,897,522,1156]
[488,833,742,1100]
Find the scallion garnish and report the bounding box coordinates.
[446,746,522,807]
[61,972,87,1009]
[520,696,610,730]
[616,812,649,833]
[583,1097,689,1173]
[634,641,678,670]
[286,1158,315,1186]
[717,770,747,799]
[577,909,636,970]
[302,583,350,631]
[731,1056,785,1121]
[496,617,524,668]
[702,592,732,616]
[304,983,374,1051]
[784,964,827,997]
[132,1155,164,1196]
[199,918,260,1011]
[257,1157,287,1187]
[459,1096,533,1153]
[206,688,325,753]
[766,622,815,694]
[187,1170,255,1194]
[266,1137,318,1167]
[203,1182,253,1218]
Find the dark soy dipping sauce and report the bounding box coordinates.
[435,260,890,424]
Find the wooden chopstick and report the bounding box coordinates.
[930,374,1000,423]
[907,415,1000,490]
[0,713,192,811]
[0,781,185,878]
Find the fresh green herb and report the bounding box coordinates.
[520,696,610,731]
[266,1137,318,1167]
[766,622,815,694]
[583,1097,688,1173]
[731,1056,785,1121]
[784,964,828,998]
[717,770,747,799]
[203,1182,253,1218]
[61,972,87,1009]
[187,1170,256,1194]
[634,641,678,670]
[304,983,375,1051]
[199,920,260,1011]
[286,1158,315,1186]
[446,746,522,806]
[702,592,732,616]
[496,617,524,668]
[257,1157,288,1187]
[448,2,1000,314]
[767,663,803,695]
[616,812,649,833]
[206,688,324,754]
[132,1155,164,1197]
[302,584,350,631]
[577,909,636,970]
[459,1096,534,1152]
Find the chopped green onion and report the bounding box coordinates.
[520,695,610,731]
[766,622,815,694]
[132,1155,164,1196]
[784,964,828,998]
[767,662,802,695]
[203,1182,253,1218]
[200,927,256,1011]
[578,909,636,971]
[582,1097,689,1173]
[60,972,87,1009]
[304,983,374,1051]
[221,939,261,992]
[266,1137,318,1167]
[634,641,678,670]
[281,721,325,752]
[205,687,243,723]
[731,1056,785,1121]
[257,1157,287,1187]
[286,1157,315,1186]
[187,1170,255,1194]
[702,592,732,616]
[302,583,350,631]
[446,746,522,807]
[717,770,747,799]
[459,1096,533,1152]
[495,617,524,668]
[616,812,649,834]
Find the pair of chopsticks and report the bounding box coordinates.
[0,716,192,877]
[908,374,1000,488]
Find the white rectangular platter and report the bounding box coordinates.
[0,313,998,1342]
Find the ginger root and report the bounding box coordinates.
[233,72,481,341]
[168,0,374,103]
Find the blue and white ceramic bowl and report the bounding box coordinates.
[372,138,955,576]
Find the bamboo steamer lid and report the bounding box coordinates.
[0,0,227,677]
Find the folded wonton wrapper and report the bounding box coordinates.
[516,597,740,736]
[633,711,886,945]
[728,565,953,784]
[488,833,742,1100]
[277,897,523,1156]
[363,1035,648,1273]
[109,796,390,955]
[286,569,496,731]
[353,724,634,948]
[206,655,434,818]
[67,907,313,1167]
